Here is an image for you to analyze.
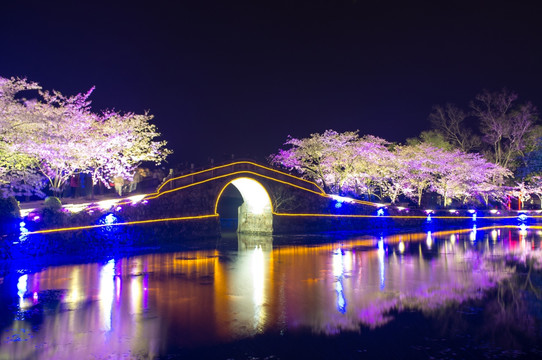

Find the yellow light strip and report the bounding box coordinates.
[147,171,325,199]
[25,214,218,235]
[149,160,381,207]
[272,213,530,219]
[22,211,535,236]
[274,213,461,218]
[156,161,326,193]
[147,170,382,207]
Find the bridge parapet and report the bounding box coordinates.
[157,161,324,196]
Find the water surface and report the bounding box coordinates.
[1,226,541,359]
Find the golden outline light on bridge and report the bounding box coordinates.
[145,162,381,207]
[146,170,327,200]
[156,161,326,193]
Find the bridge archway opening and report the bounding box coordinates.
[216,177,273,234]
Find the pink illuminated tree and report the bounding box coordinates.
[0,77,46,197]
[395,144,441,206]
[84,110,171,190]
[0,76,171,196]
[430,150,511,207]
[511,182,531,210]
[346,135,393,200]
[525,176,542,208]
[269,130,360,193]
[271,129,513,207]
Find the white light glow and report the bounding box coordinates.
[333,248,344,278]
[99,259,115,331]
[66,268,82,304]
[470,226,477,242]
[377,238,385,290]
[98,199,119,210]
[330,195,355,203]
[231,178,272,215]
[104,213,117,225]
[63,204,88,213]
[17,274,27,299]
[128,194,146,204]
[491,229,498,242]
[252,246,264,306]
[20,208,35,217]
[250,245,266,329]
[398,241,405,253]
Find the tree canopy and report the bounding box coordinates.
[270,129,512,207]
[0,76,171,198]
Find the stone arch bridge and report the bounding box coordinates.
[141,161,379,235]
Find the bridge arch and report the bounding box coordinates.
[215,177,273,234]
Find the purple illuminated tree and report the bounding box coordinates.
[430,150,511,207]
[394,144,441,207]
[269,130,360,193]
[0,76,171,196]
[0,77,46,197]
[271,129,513,207]
[511,182,531,210]
[525,176,542,208]
[82,110,171,191]
[346,135,393,200]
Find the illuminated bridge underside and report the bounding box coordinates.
[229,178,273,234]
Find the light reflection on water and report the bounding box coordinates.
[0,226,541,358]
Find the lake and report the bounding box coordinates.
[0,226,541,359]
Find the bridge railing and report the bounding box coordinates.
[156,161,324,195]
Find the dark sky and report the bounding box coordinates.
[2,1,541,165]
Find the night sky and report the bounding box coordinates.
[2,1,541,165]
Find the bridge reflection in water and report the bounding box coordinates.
[1,227,541,358]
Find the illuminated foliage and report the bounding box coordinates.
[269,130,360,193]
[0,76,171,196]
[0,143,45,198]
[83,110,171,189]
[430,150,511,207]
[519,175,542,209]
[271,130,511,207]
[0,77,46,197]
